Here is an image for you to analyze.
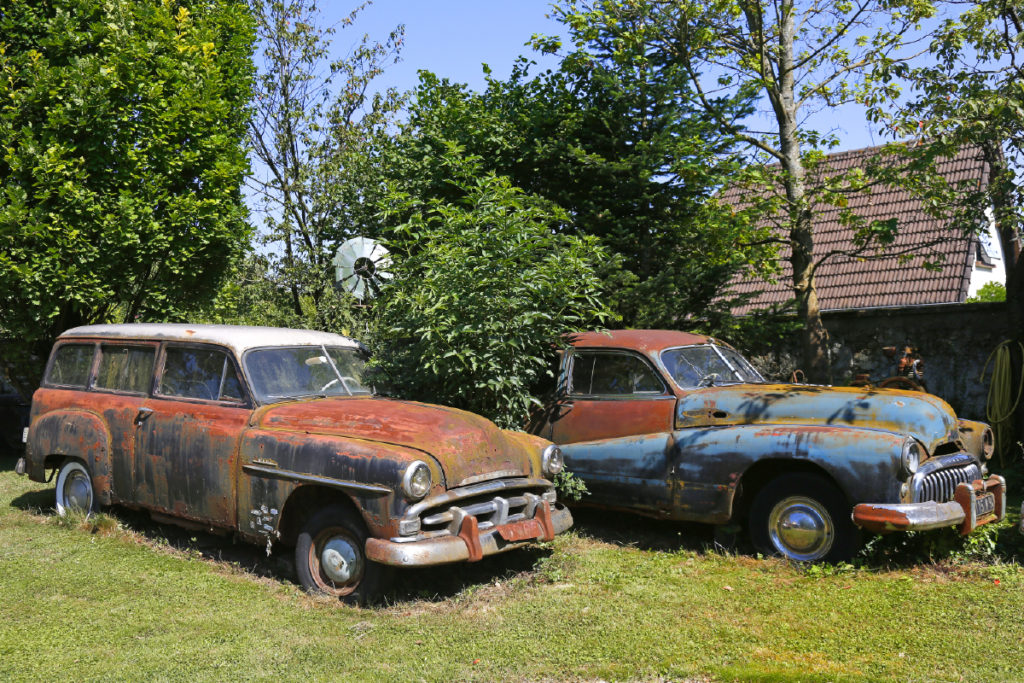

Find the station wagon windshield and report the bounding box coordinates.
[661,345,764,388]
[244,346,372,403]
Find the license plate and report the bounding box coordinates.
[975,492,995,518]
[498,519,543,542]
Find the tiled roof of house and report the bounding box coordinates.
[723,144,988,315]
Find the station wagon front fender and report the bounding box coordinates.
[28,409,113,505]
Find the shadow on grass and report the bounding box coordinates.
[10,490,557,606]
[9,486,54,511]
[567,506,734,554]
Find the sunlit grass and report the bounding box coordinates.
[2,457,1023,681]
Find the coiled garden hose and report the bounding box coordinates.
[980,340,1024,466]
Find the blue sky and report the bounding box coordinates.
[338,0,885,152]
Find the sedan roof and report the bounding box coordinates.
[569,329,715,354]
[58,324,362,356]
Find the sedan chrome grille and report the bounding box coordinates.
[915,463,981,503]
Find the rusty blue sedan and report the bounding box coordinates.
[529,330,1005,562]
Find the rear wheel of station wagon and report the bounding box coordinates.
[54,459,96,517]
[296,505,391,605]
[749,473,859,563]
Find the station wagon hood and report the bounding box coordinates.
[256,397,534,486]
[675,384,960,453]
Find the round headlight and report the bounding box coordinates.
[542,444,564,477]
[901,439,921,477]
[402,461,432,501]
[982,426,995,460]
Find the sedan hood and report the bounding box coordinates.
[675,384,960,453]
[256,397,535,487]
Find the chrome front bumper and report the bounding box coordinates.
[852,475,1005,534]
[365,502,572,567]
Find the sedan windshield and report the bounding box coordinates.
[244,345,372,403]
[661,345,765,388]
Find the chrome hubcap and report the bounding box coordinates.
[320,537,362,585]
[64,471,92,512]
[768,496,834,561]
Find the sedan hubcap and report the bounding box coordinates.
[768,496,834,561]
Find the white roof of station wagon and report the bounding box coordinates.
[59,324,362,356]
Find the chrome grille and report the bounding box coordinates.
[420,490,551,536]
[915,463,981,503]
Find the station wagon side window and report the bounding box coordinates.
[94,344,155,394]
[159,346,244,402]
[569,351,666,397]
[46,343,95,387]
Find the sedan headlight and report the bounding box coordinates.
[402,461,432,501]
[901,439,922,477]
[982,426,995,460]
[542,444,564,477]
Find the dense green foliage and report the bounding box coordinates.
[372,156,611,429]
[0,0,254,387]
[547,0,938,381]
[387,47,770,332]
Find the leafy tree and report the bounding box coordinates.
[0,0,254,391]
[372,154,612,429]
[246,0,403,332]
[864,0,1024,327]
[550,0,937,382]
[387,49,771,332]
[966,282,1007,304]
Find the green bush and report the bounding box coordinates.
[372,156,612,429]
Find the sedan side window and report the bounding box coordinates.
[571,352,665,396]
[161,347,244,402]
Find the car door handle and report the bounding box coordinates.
[135,407,154,425]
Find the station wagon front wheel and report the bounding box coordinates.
[749,473,859,563]
[54,459,96,517]
[295,506,391,605]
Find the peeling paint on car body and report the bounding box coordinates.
[22,324,571,578]
[529,329,1003,559]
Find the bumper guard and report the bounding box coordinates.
[365,502,572,567]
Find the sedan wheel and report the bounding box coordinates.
[766,495,835,561]
[749,473,859,563]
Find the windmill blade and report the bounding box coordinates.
[333,236,392,301]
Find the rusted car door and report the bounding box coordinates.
[548,349,677,514]
[133,344,250,525]
[90,342,158,501]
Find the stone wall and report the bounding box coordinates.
[747,301,1011,421]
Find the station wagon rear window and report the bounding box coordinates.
[244,346,371,403]
[95,345,154,394]
[161,347,244,402]
[46,344,94,387]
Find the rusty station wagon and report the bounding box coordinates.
[17,324,571,603]
[528,330,1005,562]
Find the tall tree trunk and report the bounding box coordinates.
[770,0,831,383]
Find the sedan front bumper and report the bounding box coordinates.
[852,475,1005,534]
[365,502,572,567]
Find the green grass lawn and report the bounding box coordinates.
[2,454,1024,682]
